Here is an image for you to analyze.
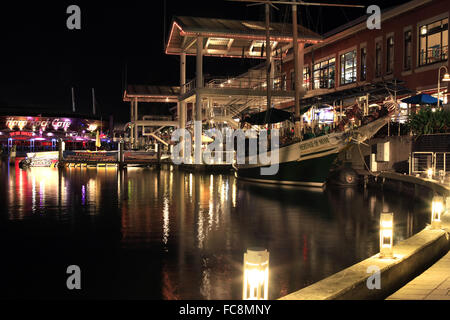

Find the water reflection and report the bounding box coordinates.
[0,160,429,299]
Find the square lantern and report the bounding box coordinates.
[243,248,269,300]
[427,168,433,179]
[379,213,394,259]
[439,170,445,183]
[431,196,444,229]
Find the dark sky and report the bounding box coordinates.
[0,0,410,123]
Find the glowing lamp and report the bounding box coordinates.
[379,213,394,259]
[439,170,445,183]
[431,196,444,229]
[442,73,450,82]
[243,248,269,300]
[427,168,433,179]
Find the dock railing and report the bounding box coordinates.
[410,151,450,176]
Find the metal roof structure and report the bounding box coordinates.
[123,85,180,103]
[165,16,322,58]
[294,79,414,109]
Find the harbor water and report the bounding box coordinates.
[0,160,430,299]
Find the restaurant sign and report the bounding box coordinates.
[1,116,105,133]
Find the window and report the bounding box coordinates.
[375,42,382,77]
[303,66,310,90]
[360,47,367,81]
[281,74,287,90]
[418,17,448,66]
[404,30,412,70]
[313,58,335,89]
[386,36,394,73]
[340,50,357,85]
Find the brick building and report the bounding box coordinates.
[279,0,449,114]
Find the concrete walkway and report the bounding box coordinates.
[386,249,450,300]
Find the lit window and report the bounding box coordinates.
[313,58,335,89]
[340,50,357,85]
[418,17,448,66]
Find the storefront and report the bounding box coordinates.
[0,115,109,152]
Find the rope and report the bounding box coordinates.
[357,140,381,177]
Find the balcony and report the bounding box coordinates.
[419,45,448,66]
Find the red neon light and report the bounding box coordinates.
[10,131,33,137]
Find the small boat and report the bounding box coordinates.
[19,151,59,168]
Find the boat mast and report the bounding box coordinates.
[265,3,272,118]
[292,0,301,139]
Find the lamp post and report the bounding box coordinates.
[243,248,269,300]
[379,212,394,259]
[437,66,450,108]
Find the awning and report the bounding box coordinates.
[166,16,322,58]
[401,93,443,105]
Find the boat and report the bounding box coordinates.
[233,2,396,188]
[234,108,394,188]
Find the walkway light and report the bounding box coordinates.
[427,168,433,179]
[379,213,394,259]
[439,170,445,183]
[431,196,444,229]
[243,248,269,300]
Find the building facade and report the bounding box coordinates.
[280,0,449,109]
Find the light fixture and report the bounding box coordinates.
[431,196,444,229]
[439,170,445,183]
[243,248,269,300]
[442,73,450,82]
[427,168,434,179]
[379,212,394,259]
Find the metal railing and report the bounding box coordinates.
[418,45,448,66]
[410,151,450,175]
[181,75,290,94]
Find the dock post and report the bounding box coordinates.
[9,145,16,165]
[58,138,65,164]
[118,139,125,169]
[157,143,161,169]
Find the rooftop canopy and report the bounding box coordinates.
[166,16,322,58]
[123,85,180,103]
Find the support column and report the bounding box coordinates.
[180,52,187,159]
[130,100,134,148]
[292,2,304,139]
[134,98,139,149]
[270,57,275,89]
[180,52,186,130]
[194,37,204,164]
[196,36,203,122]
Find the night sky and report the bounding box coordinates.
[0,0,410,124]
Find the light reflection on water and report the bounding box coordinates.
[0,160,429,299]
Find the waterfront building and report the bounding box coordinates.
[124,0,449,149]
[0,111,109,153]
[279,0,449,124]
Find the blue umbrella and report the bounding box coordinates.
[401,93,443,105]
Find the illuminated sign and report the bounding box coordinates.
[318,108,335,123]
[10,131,34,137]
[6,117,71,131]
[1,116,108,135]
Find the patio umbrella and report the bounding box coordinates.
[401,93,443,105]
